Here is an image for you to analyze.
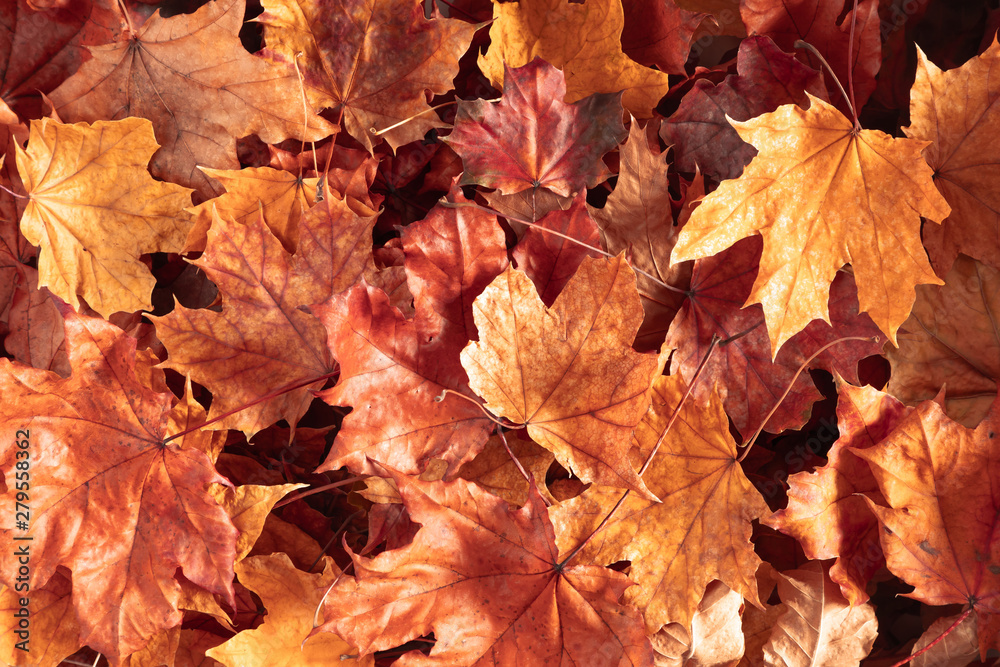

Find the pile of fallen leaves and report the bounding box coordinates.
[1,0,999,664]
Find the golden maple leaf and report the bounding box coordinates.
[550,374,768,631]
[207,554,369,666]
[479,0,671,118]
[671,94,951,356]
[15,117,193,318]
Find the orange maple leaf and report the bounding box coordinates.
[0,311,238,661]
[318,472,654,666]
[550,373,768,630]
[152,209,339,438]
[184,166,320,254]
[671,94,951,355]
[461,254,663,498]
[886,255,999,428]
[765,380,905,606]
[312,189,507,476]
[856,395,1000,612]
[256,0,474,152]
[479,0,672,117]
[48,0,334,196]
[15,117,193,318]
[904,38,1000,274]
[590,120,693,349]
[207,554,369,666]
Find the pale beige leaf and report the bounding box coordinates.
[763,562,876,667]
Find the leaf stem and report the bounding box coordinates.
[0,183,27,199]
[370,100,460,137]
[639,334,720,477]
[161,369,340,445]
[273,477,366,510]
[312,558,354,631]
[737,336,877,463]
[557,335,720,570]
[434,388,521,428]
[309,509,364,573]
[793,39,858,128]
[887,606,973,667]
[847,0,861,131]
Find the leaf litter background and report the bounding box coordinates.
[0,0,999,665]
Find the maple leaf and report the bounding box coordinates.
[461,254,663,497]
[152,209,335,438]
[665,238,883,440]
[549,373,769,630]
[207,554,370,666]
[47,0,335,196]
[401,185,511,390]
[318,471,655,666]
[0,0,121,118]
[185,166,320,253]
[905,38,1000,274]
[256,0,475,152]
[740,0,881,114]
[15,116,193,318]
[589,120,693,350]
[445,58,626,197]
[479,0,671,118]
[856,395,1000,612]
[766,380,908,605]
[886,254,999,428]
[671,94,951,354]
[660,35,828,183]
[762,561,877,666]
[290,191,382,306]
[312,188,506,476]
[0,310,238,661]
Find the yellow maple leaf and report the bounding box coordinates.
[185,166,319,253]
[207,554,370,667]
[16,117,193,318]
[671,94,951,355]
[550,374,768,631]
